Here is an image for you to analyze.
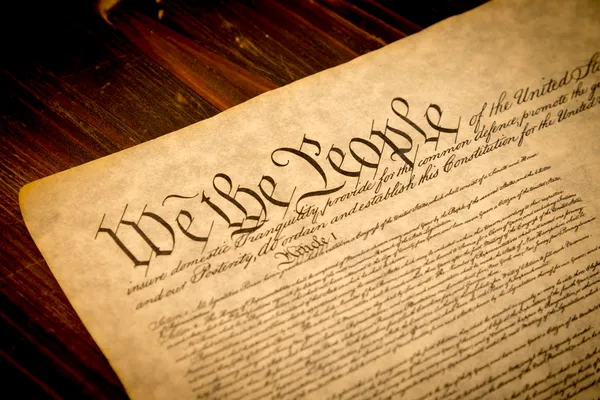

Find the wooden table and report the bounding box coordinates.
[0,0,486,398]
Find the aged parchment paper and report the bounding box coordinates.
[21,0,600,398]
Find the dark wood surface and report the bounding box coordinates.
[0,1,487,398]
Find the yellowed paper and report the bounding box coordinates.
[20,0,600,398]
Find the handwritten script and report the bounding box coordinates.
[20,0,600,398]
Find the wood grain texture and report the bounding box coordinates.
[0,0,486,398]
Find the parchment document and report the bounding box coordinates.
[20,0,600,398]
